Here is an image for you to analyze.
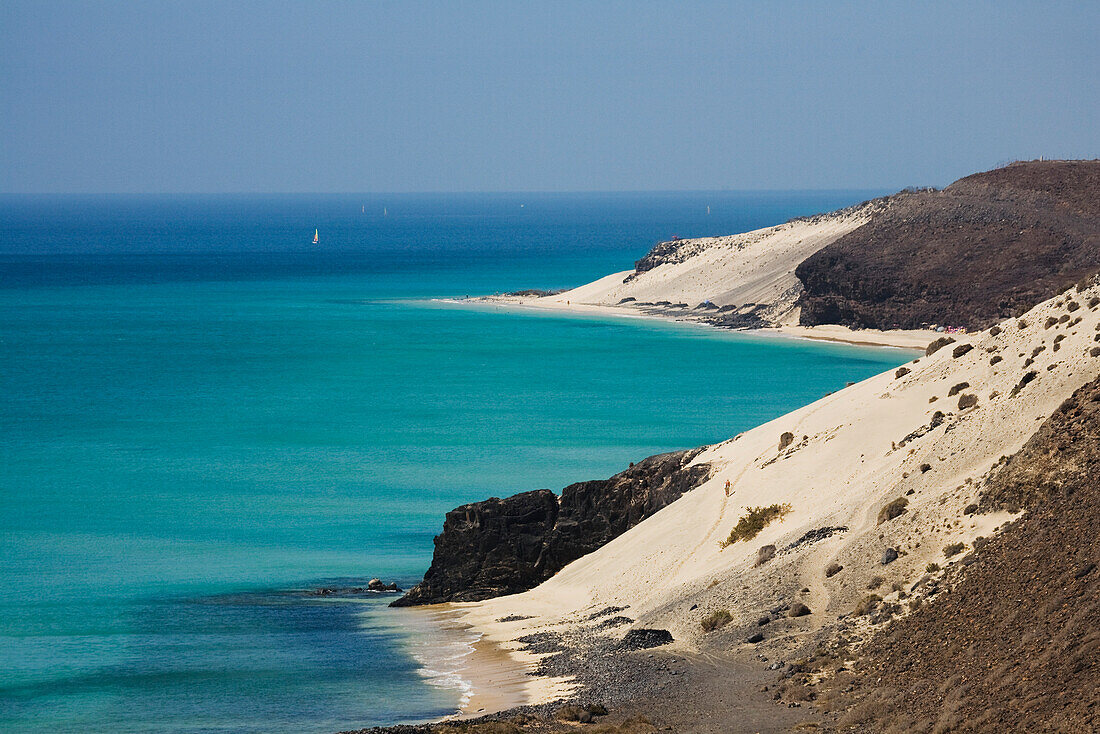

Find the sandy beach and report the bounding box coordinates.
[448,294,938,350]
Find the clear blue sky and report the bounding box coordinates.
[2,1,1097,193]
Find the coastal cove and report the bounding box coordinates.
[0,193,912,733]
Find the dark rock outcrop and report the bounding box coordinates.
[621,628,674,649]
[393,448,711,606]
[829,375,1100,731]
[796,161,1100,330]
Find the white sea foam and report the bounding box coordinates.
[358,604,480,713]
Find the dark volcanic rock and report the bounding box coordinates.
[621,628,673,649]
[390,489,559,606]
[796,161,1100,330]
[831,375,1100,731]
[393,449,711,606]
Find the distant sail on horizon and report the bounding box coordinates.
[312,228,319,245]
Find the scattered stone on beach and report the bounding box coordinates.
[621,629,673,649]
[596,616,634,630]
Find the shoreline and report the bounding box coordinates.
[389,604,573,721]
[434,295,937,350]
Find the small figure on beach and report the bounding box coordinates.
[724,479,731,497]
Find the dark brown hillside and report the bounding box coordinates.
[823,374,1100,732]
[796,160,1100,330]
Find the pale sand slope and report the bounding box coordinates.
[548,206,876,316]
[475,200,940,348]
[453,284,1100,703]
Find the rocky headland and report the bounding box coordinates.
[392,448,711,606]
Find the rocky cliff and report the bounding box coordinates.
[392,448,711,606]
[795,160,1100,330]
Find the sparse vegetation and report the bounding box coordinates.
[877,497,909,524]
[700,608,733,632]
[895,366,911,378]
[853,594,882,616]
[958,393,979,410]
[825,562,843,578]
[989,325,1002,336]
[990,355,1002,365]
[944,542,965,557]
[926,336,955,356]
[926,562,940,572]
[778,431,794,451]
[867,575,885,590]
[920,463,932,473]
[1010,370,1038,397]
[948,381,970,396]
[720,503,792,547]
[952,343,974,358]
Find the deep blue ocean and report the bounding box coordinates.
[0,191,906,732]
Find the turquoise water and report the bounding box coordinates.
[0,192,905,732]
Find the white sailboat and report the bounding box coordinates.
[312,228,319,245]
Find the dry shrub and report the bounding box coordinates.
[943,542,965,557]
[948,381,970,396]
[700,608,733,632]
[721,503,792,546]
[778,431,795,451]
[926,336,955,355]
[825,562,843,578]
[957,393,979,410]
[1010,370,1038,397]
[877,496,909,524]
[853,594,883,616]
